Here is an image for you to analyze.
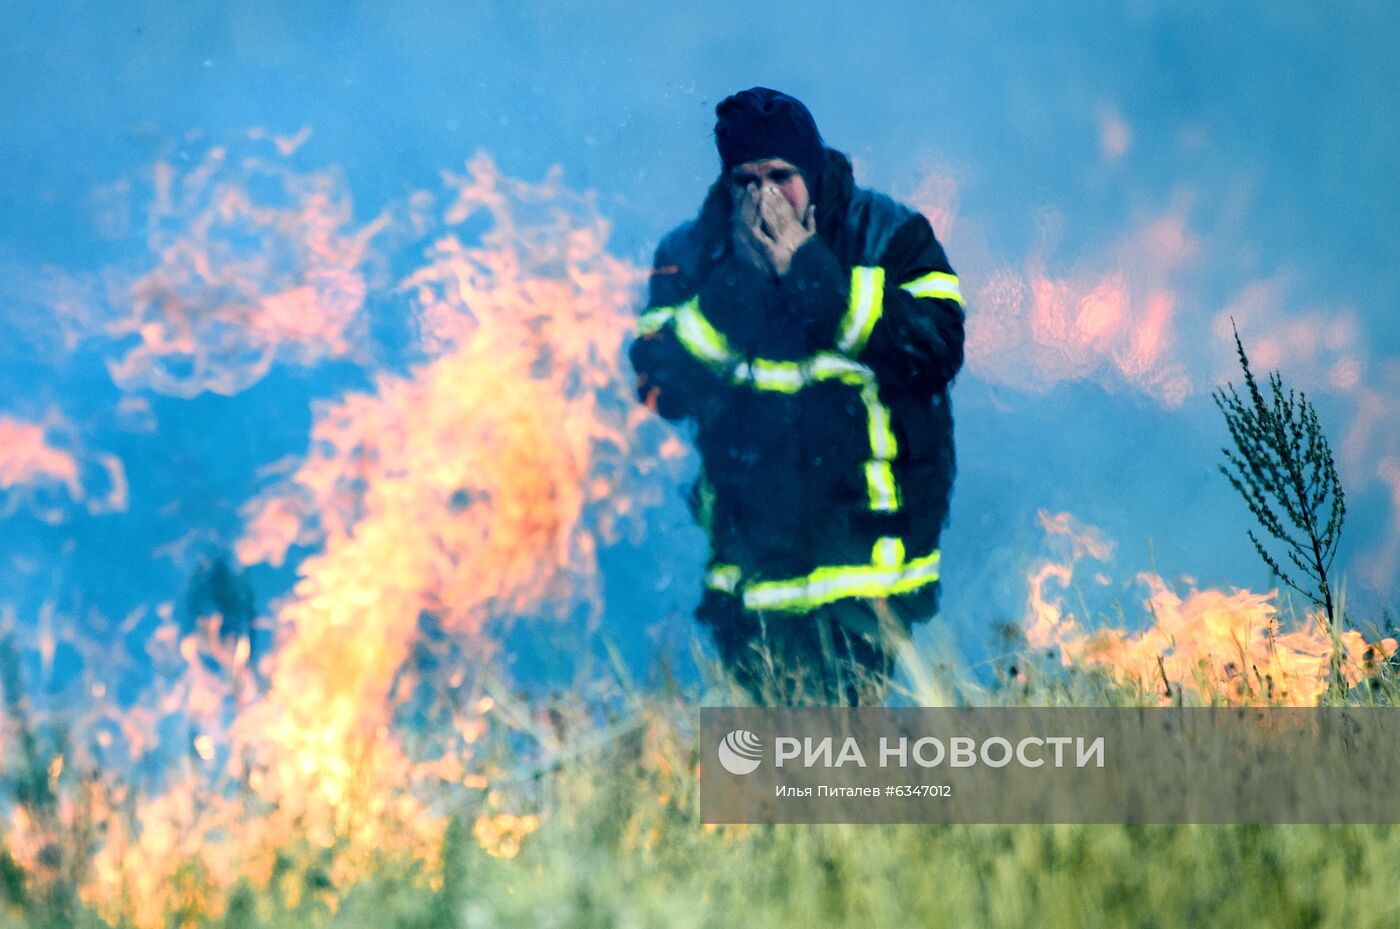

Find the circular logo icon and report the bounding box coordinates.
[717,729,763,775]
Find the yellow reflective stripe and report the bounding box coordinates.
[674,297,734,369]
[637,306,676,336]
[887,553,942,596]
[733,358,805,393]
[734,353,871,392]
[728,355,902,516]
[642,295,736,372]
[900,270,962,304]
[705,563,742,593]
[647,306,877,394]
[649,298,906,522]
[861,382,898,461]
[837,266,886,355]
[864,460,900,512]
[740,547,941,613]
[808,352,872,386]
[872,536,905,567]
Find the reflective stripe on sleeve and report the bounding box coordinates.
[899,270,962,304]
[637,306,677,336]
[641,296,904,522]
[836,266,886,355]
[674,297,734,370]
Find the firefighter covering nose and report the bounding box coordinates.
[629,87,965,705]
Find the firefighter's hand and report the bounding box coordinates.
[732,186,773,273]
[733,185,816,277]
[756,184,816,276]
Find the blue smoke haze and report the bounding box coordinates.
[2,1,1396,692]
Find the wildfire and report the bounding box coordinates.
[910,153,1397,651]
[0,137,677,926]
[225,150,648,831]
[1024,509,1397,705]
[6,117,1394,927]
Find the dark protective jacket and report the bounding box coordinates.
[628,148,964,621]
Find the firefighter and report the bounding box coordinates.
[629,87,965,705]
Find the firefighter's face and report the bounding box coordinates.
[728,158,810,218]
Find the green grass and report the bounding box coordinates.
[3,628,1400,929]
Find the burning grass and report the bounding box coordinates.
[4,610,1400,929]
[6,136,1400,927]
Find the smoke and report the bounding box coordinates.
[1,2,1396,695]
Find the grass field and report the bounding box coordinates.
[3,615,1400,929]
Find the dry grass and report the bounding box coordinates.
[2,616,1400,929]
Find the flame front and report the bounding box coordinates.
[1,140,664,926]
[1025,509,1397,705]
[5,130,1398,927]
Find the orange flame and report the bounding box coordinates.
[1024,509,1396,705]
[975,211,1196,406]
[0,145,676,927]
[905,166,1197,407]
[913,154,1393,606]
[105,140,389,397]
